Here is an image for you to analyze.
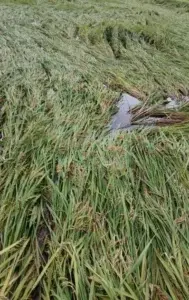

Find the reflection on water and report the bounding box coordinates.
[109,94,187,135]
[110,93,141,131]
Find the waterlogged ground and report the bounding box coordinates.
[110,93,141,131]
[1,0,189,299]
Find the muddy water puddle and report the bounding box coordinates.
[109,93,189,134]
[110,93,141,131]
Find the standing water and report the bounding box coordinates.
[110,93,141,131]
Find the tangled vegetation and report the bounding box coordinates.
[1,0,189,299]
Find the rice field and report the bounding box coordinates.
[1,0,189,299]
